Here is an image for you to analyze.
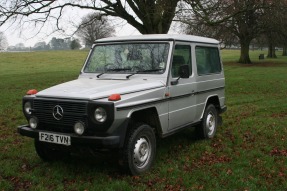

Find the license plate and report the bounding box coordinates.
[39,132,71,146]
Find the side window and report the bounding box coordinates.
[196,46,221,75]
[171,45,192,78]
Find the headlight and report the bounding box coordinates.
[74,121,85,135]
[24,102,32,115]
[29,117,38,129]
[94,107,107,123]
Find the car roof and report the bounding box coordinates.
[95,34,219,44]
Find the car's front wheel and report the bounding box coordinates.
[120,123,156,175]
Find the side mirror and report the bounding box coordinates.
[171,64,190,85]
[179,64,190,79]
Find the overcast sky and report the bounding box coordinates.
[1,7,143,47]
[0,2,185,48]
[1,5,182,48]
[3,22,141,47]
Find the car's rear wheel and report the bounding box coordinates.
[197,104,218,139]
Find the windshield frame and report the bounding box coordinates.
[81,41,172,75]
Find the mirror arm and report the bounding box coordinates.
[171,77,181,85]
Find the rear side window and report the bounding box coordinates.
[171,45,192,78]
[195,46,221,75]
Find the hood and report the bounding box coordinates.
[36,78,165,100]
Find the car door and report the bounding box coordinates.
[168,43,197,131]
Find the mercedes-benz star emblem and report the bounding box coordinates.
[53,105,64,120]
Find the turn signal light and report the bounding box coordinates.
[26,89,38,95]
[108,94,121,101]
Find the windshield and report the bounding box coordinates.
[84,43,170,74]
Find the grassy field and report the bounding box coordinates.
[0,49,287,190]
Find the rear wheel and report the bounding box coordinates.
[197,104,218,139]
[120,123,156,175]
[34,139,70,161]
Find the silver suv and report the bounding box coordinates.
[18,34,226,175]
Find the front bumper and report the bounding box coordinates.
[18,125,121,148]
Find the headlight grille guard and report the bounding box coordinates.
[87,101,115,131]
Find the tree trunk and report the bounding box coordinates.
[267,42,277,58]
[282,46,287,56]
[122,0,179,34]
[238,39,252,64]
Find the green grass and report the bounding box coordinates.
[1,50,287,190]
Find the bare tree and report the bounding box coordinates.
[261,0,287,58]
[182,16,238,49]
[77,13,115,48]
[183,0,280,64]
[0,0,180,35]
[0,32,8,50]
[281,31,287,56]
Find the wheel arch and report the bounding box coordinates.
[200,95,221,119]
[127,107,162,137]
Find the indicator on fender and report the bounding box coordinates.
[26,89,38,95]
[108,94,121,101]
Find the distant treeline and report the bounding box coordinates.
[7,37,82,51]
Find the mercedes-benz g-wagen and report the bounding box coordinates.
[18,34,226,175]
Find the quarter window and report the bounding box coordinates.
[196,47,221,75]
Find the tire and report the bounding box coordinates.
[120,123,156,175]
[197,104,218,139]
[34,139,70,161]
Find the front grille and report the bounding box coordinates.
[33,98,88,132]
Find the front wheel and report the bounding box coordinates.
[120,124,156,175]
[197,104,218,139]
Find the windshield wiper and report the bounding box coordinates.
[126,68,163,79]
[97,68,132,78]
[137,69,163,73]
[97,72,105,78]
[96,68,132,79]
[107,68,132,72]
